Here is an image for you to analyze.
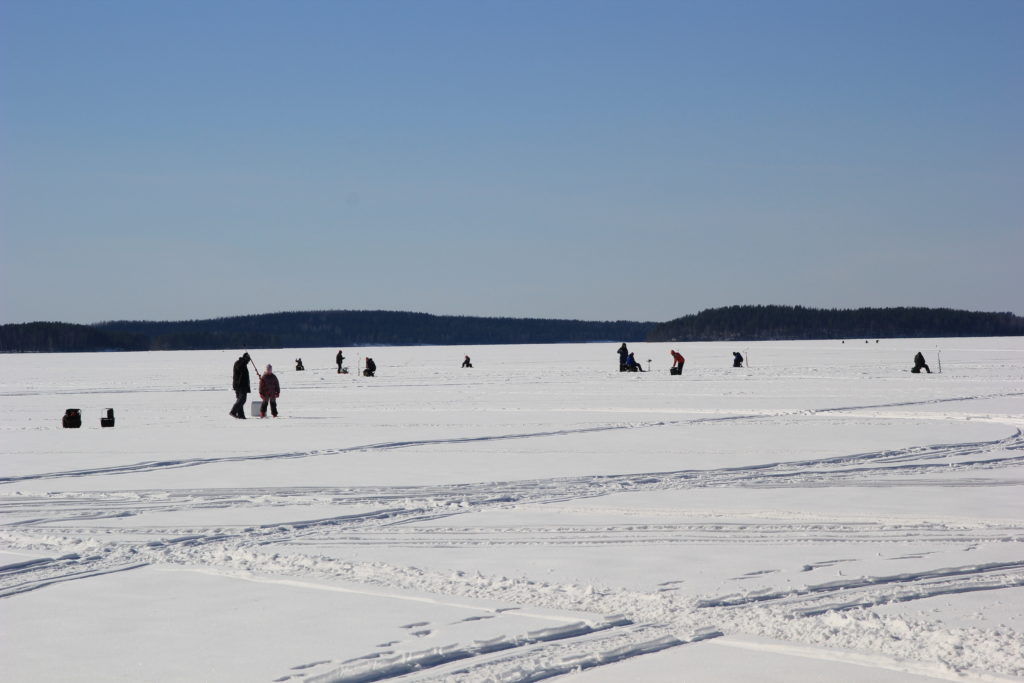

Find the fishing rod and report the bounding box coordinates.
[247,352,262,378]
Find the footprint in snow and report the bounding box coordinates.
[802,558,856,570]
[291,660,332,670]
[736,569,778,579]
[454,615,495,624]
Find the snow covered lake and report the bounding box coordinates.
[1,338,1022,682]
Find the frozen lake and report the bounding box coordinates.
[1,338,1022,682]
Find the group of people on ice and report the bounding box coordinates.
[231,349,472,418]
[617,343,646,372]
[330,349,377,376]
[616,343,691,374]
[230,352,280,419]
[231,344,936,418]
[614,344,932,375]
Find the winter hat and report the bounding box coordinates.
[266,364,272,373]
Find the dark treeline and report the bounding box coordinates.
[0,322,150,353]
[2,306,1020,353]
[97,311,656,348]
[0,311,656,353]
[648,305,1024,342]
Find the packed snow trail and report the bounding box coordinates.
[3,390,1021,485]
[2,424,1022,680]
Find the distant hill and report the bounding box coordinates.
[0,322,150,353]
[0,311,656,353]
[647,305,1024,342]
[2,306,1020,353]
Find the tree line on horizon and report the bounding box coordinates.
[1,306,1020,353]
[646,305,1024,342]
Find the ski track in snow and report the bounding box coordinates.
[2,391,1022,485]
[2,374,1024,680]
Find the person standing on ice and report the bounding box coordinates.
[670,349,685,374]
[336,350,345,374]
[230,352,251,419]
[617,343,629,372]
[912,352,932,374]
[258,364,281,417]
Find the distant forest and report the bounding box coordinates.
[647,305,1024,342]
[0,311,655,352]
[1,306,1020,353]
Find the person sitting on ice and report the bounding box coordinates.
[363,357,376,377]
[295,358,304,371]
[624,352,644,372]
[462,355,473,368]
[912,352,931,374]
[733,352,744,368]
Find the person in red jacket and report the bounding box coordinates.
[258,364,281,418]
[670,350,685,373]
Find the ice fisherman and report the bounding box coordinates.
[733,352,744,368]
[912,352,932,374]
[259,364,281,418]
[295,358,304,371]
[364,357,376,377]
[670,350,685,374]
[230,352,251,419]
[462,355,473,368]
[624,352,644,372]
[336,350,345,374]
[617,343,629,372]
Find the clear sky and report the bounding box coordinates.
[1,0,1021,325]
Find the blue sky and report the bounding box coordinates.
[1,0,1021,324]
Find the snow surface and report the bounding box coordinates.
[0,338,1022,682]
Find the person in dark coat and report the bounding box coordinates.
[624,352,644,372]
[230,352,251,419]
[259,364,281,417]
[462,355,473,368]
[733,352,744,368]
[617,343,629,372]
[336,350,345,374]
[364,357,376,377]
[912,352,932,374]
[295,358,304,371]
